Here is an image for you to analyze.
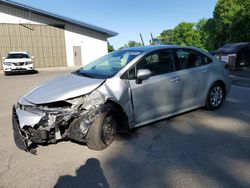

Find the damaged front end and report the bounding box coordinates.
[12,91,106,154]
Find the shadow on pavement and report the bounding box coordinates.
[54,158,110,188]
[54,86,250,188]
[230,69,250,88]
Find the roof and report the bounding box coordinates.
[0,0,118,37]
[216,42,250,54]
[120,45,181,52]
[119,45,214,59]
[120,45,205,53]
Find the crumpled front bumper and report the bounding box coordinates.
[12,91,107,154]
[12,106,28,151]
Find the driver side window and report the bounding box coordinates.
[136,50,175,76]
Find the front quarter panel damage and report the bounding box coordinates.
[96,77,134,125]
[12,91,107,153]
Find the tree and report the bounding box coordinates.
[203,18,217,51]
[127,41,142,47]
[172,22,203,48]
[211,0,250,49]
[157,0,250,51]
[196,18,209,50]
[108,42,114,52]
[212,0,241,48]
[119,40,142,49]
[158,29,174,44]
[158,22,204,49]
[230,0,250,43]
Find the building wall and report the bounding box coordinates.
[0,4,109,69]
[64,24,107,67]
[0,23,67,69]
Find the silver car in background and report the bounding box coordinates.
[12,45,231,154]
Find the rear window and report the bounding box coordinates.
[7,53,30,59]
[175,49,212,70]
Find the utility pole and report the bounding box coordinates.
[139,33,145,46]
[150,33,154,42]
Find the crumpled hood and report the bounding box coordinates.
[20,74,105,104]
[4,58,32,63]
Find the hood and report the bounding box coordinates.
[4,58,32,63]
[21,74,105,104]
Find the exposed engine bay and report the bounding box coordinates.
[12,91,106,154]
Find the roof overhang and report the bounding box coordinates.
[0,0,118,37]
[215,42,250,54]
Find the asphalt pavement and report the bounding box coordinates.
[230,69,250,88]
[0,70,250,188]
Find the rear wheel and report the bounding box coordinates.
[205,83,225,110]
[86,104,117,150]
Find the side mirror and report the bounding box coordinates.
[136,69,152,84]
[31,56,35,59]
[2,57,5,60]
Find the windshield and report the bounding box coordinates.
[74,50,142,79]
[7,53,30,59]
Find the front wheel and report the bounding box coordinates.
[86,104,117,150]
[205,83,225,111]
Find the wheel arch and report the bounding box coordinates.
[104,99,129,132]
[203,79,227,106]
[212,80,226,99]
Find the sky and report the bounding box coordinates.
[13,0,217,49]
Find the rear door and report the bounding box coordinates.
[173,48,212,108]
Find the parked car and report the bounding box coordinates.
[2,51,34,75]
[12,45,231,154]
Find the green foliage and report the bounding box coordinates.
[228,0,250,43]
[159,22,204,49]
[196,18,209,49]
[212,0,241,48]
[158,29,174,44]
[108,42,114,52]
[158,0,250,51]
[119,40,142,49]
[173,22,203,48]
[210,0,250,49]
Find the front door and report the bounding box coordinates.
[128,49,181,124]
[73,46,82,66]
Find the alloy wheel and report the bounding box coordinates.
[210,86,223,107]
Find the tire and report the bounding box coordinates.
[205,82,225,111]
[4,72,8,76]
[86,103,117,150]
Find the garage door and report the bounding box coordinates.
[0,24,67,69]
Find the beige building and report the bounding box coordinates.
[0,0,117,70]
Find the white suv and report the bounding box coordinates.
[2,52,34,75]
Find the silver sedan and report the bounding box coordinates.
[12,45,231,153]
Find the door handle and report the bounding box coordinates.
[202,70,209,74]
[170,76,180,83]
